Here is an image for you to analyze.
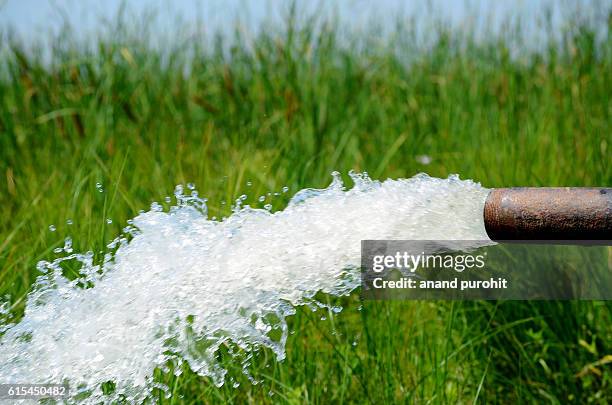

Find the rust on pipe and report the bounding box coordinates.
[483,187,612,243]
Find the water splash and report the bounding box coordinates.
[0,172,489,403]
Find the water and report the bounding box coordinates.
[0,172,489,403]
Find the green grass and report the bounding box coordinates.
[0,8,611,404]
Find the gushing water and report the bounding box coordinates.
[0,172,489,403]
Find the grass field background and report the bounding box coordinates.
[0,5,611,403]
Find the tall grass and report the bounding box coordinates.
[0,6,610,403]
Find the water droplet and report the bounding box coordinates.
[96,182,104,193]
[264,204,272,211]
[66,219,73,225]
[48,225,56,232]
[258,195,266,202]
[64,237,73,253]
[416,155,432,165]
[106,218,113,224]
[246,181,252,187]
[164,196,172,203]
[187,183,196,190]
[282,186,289,193]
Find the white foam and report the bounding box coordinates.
[0,172,489,403]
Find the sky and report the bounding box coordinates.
[0,0,607,45]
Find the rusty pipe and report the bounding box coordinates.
[483,187,612,243]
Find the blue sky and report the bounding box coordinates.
[0,0,606,44]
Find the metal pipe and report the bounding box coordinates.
[483,187,611,243]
